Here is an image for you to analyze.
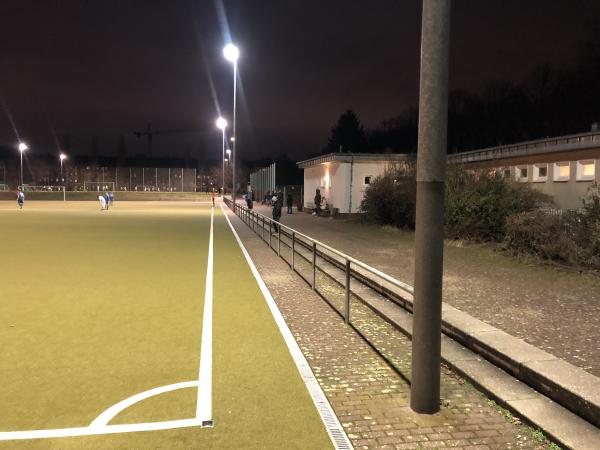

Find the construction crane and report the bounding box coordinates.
[133,123,210,157]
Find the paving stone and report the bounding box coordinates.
[225,208,557,449]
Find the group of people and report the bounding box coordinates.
[98,191,114,210]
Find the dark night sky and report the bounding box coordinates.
[2,0,600,162]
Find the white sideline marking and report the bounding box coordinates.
[0,205,215,441]
[90,381,199,427]
[196,203,214,423]
[219,203,354,450]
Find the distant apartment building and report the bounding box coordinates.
[449,131,600,209]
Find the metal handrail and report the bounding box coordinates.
[224,199,414,298]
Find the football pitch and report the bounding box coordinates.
[0,201,336,449]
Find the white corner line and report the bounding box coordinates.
[90,381,199,427]
[196,203,214,423]
[219,203,353,450]
[0,418,204,442]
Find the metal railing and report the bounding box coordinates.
[224,198,413,326]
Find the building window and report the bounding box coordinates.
[503,168,511,179]
[364,176,373,185]
[576,160,596,181]
[533,164,548,182]
[515,166,528,182]
[553,162,570,182]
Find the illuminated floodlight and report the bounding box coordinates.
[18,142,28,152]
[216,117,227,130]
[230,137,235,142]
[223,43,239,63]
[60,153,67,161]
[226,149,231,156]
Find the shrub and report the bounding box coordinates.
[504,211,580,264]
[504,207,600,269]
[360,163,416,228]
[444,167,548,241]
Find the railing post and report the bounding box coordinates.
[261,216,265,241]
[291,232,295,271]
[269,220,272,248]
[277,226,281,256]
[312,241,317,290]
[345,259,351,324]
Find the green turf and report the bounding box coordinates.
[0,201,333,449]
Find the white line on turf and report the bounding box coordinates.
[196,202,214,424]
[90,381,199,427]
[219,203,354,450]
[0,418,203,441]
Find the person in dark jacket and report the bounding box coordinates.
[313,189,321,216]
[286,192,293,214]
[272,190,283,232]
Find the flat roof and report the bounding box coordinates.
[448,130,600,164]
[297,152,413,168]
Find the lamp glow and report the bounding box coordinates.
[223,43,239,63]
[60,153,67,161]
[18,142,28,152]
[216,117,227,130]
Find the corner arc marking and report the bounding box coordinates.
[90,380,199,427]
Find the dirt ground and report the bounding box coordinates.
[257,205,600,378]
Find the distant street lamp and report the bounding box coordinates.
[223,43,239,202]
[60,153,67,201]
[18,142,28,188]
[216,117,227,196]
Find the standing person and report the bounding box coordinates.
[313,189,321,216]
[286,192,293,214]
[246,192,253,210]
[108,191,114,207]
[104,192,111,210]
[272,189,283,232]
[211,190,215,207]
[98,195,107,210]
[16,187,24,209]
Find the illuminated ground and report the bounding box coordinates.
[0,201,333,449]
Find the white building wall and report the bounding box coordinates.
[496,159,599,209]
[349,161,390,213]
[303,160,393,213]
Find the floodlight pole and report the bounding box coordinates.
[60,157,65,201]
[20,150,23,187]
[232,60,237,204]
[221,127,226,196]
[410,0,451,414]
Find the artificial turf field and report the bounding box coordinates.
[0,201,335,449]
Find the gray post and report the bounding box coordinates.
[410,0,451,415]
[311,242,317,290]
[291,232,295,270]
[344,259,351,324]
